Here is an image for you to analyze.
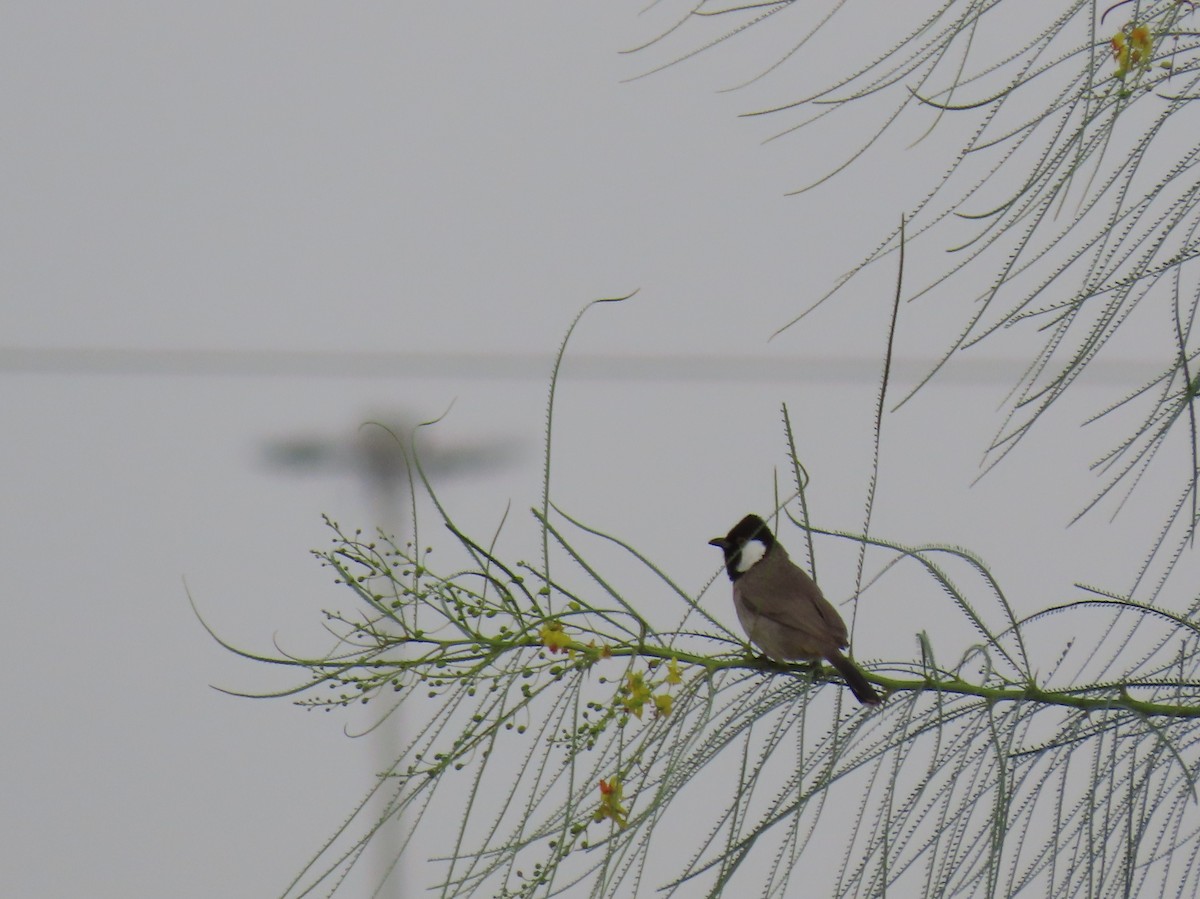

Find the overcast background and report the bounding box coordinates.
[2,3,1176,897]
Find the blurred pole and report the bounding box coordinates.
[265,415,513,897]
[355,424,409,899]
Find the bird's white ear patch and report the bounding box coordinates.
[734,538,767,573]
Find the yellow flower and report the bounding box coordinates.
[539,621,573,655]
[621,671,652,719]
[1111,31,1130,77]
[665,657,683,685]
[1112,23,1154,79]
[653,692,673,718]
[594,777,629,828]
[1130,24,1151,65]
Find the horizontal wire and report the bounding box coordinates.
[0,344,1165,385]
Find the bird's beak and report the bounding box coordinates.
[708,537,727,549]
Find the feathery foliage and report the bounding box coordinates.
[635,0,1200,594]
[202,3,1200,895]
[197,295,1200,898]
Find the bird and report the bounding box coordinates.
[709,514,881,705]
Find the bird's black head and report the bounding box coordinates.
[708,514,775,580]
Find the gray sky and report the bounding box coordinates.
[3,3,1179,897]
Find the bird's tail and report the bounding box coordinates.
[825,649,882,706]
